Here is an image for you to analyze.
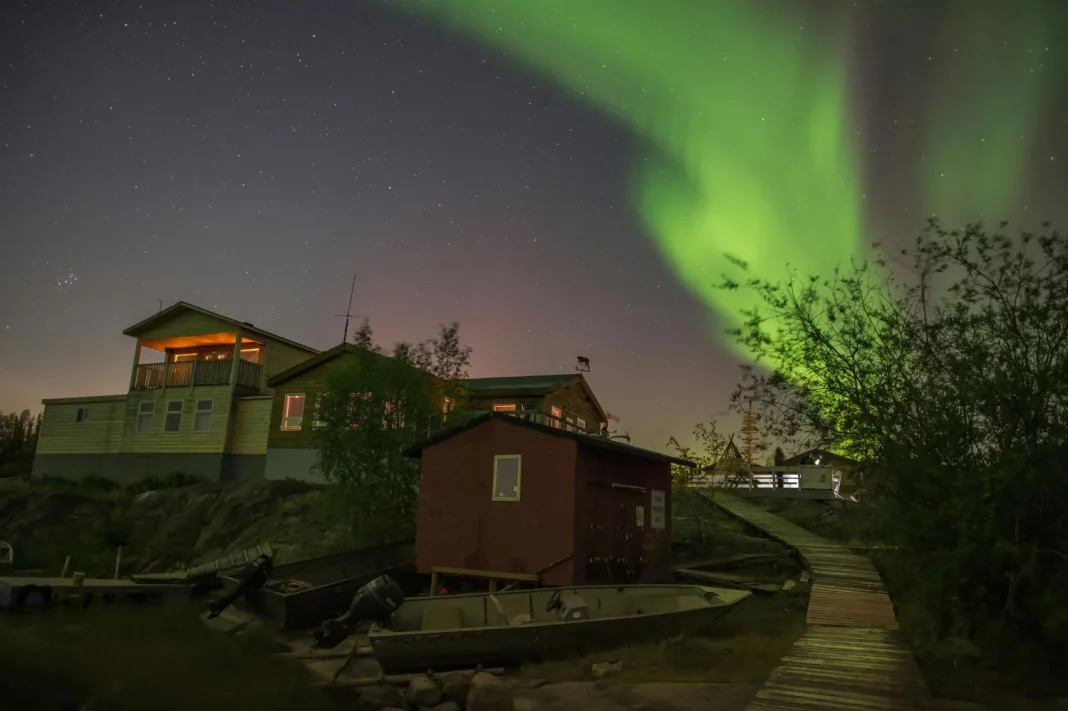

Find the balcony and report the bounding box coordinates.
[132,358,263,391]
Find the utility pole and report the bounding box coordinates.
[336,273,357,344]
[741,398,758,467]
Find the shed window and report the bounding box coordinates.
[636,505,645,527]
[164,400,183,432]
[492,455,522,501]
[576,417,586,432]
[282,393,305,430]
[550,406,562,427]
[493,403,516,413]
[75,408,90,423]
[194,400,213,432]
[136,401,154,432]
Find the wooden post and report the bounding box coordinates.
[229,328,243,387]
[114,546,123,579]
[258,343,268,391]
[61,554,71,577]
[429,570,439,596]
[161,355,170,395]
[128,340,143,391]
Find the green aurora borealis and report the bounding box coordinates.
[403,0,1062,364]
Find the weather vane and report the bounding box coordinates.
[575,355,590,372]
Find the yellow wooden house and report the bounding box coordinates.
[32,302,319,483]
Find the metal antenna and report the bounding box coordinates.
[157,299,163,313]
[336,273,357,344]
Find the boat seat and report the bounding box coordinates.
[421,604,464,631]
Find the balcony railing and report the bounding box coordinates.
[499,410,598,435]
[133,359,263,391]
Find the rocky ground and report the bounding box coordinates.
[0,478,347,576]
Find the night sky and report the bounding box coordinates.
[2,0,1066,453]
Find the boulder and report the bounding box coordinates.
[356,683,406,711]
[467,672,513,711]
[438,671,473,706]
[589,659,623,679]
[406,675,443,708]
[431,702,462,711]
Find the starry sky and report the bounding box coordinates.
[1,0,1066,454]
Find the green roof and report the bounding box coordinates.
[465,374,575,392]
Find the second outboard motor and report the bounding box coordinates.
[312,574,405,649]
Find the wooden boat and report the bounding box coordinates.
[367,583,751,673]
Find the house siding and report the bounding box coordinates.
[35,396,127,455]
[229,396,271,455]
[267,352,360,449]
[543,378,604,431]
[119,385,233,454]
[414,417,578,586]
[134,310,236,341]
[262,339,317,384]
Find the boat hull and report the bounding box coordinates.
[369,585,748,673]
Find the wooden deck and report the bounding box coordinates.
[713,493,934,710]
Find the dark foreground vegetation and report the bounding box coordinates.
[0,603,353,711]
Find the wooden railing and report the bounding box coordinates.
[500,410,599,435]
[132,359,263,390]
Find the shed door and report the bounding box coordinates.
[588,485,646,584]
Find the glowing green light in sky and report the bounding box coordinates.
[403,0,864,363]
[920,3,1060,221]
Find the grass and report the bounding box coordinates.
[519,592,807,684]
[0,603,355,711]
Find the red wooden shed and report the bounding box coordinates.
[404,412,694,590]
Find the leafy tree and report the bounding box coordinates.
[314,320,473,546]
[665,420,727,486]
[0,409,40,478]
[719,218,1068,650]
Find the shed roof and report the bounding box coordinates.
[123,301,320,356]
[404,411,696,467]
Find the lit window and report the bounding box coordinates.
[348,392,372,427]
[239,347,261,363]
[635,505,645,527]
[282,393,305,430]
[164,400,183,432]
[550,406,562,427]
[136,401,154,432]
[173,353,196,362]
[492,455,522,501]
[384,400,405,429]
[493,403,516,413]
[194,400,213,431]
[75,408,90,423]
[442,396,453,413]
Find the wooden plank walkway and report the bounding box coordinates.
[713,493,934,710]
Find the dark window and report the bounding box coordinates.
[164,400,183,432]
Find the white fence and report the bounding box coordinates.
[691,465,842,497]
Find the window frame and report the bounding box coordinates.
[282,393,306,431]
[75,408,90,423]
[491,454,523,502]
[550,406,562,427]
[164,400,183,433]
[576,417,586,432]
[193,399,213,432]
[136,401,154,433]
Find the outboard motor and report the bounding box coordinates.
[206,553,273,619]
[312,574,405,649]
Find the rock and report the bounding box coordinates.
[431,702,462,711]
[782,579,797,591]
[438,671,473,705]
[356,683,407,711]
[467,672,513,711]
[406,675,443,708]
[589,659,623,679]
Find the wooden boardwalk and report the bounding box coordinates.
[713,493,934,710]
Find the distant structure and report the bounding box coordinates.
[575,355,590,372]
[741,402,758,466]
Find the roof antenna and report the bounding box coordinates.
[336,273,357,344]
[157,299,163,313]
[575,355,590,373]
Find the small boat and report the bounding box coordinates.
[367,583,751,673]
